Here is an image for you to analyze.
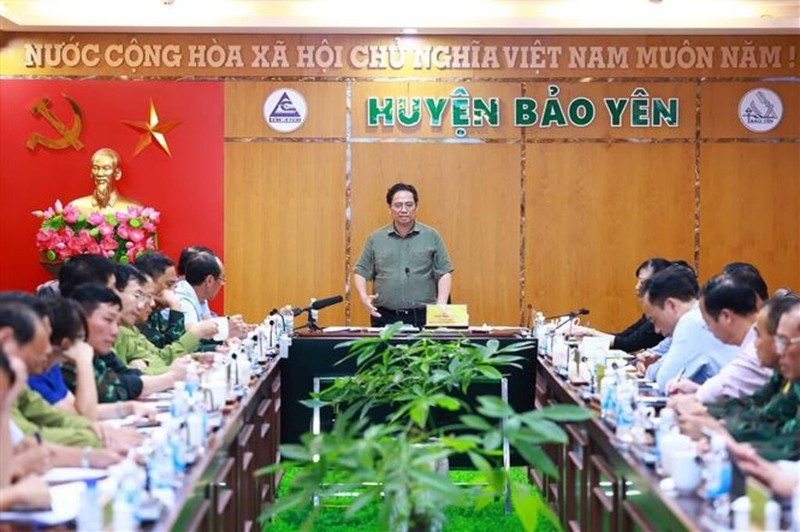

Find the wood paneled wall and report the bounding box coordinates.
[223,80,799,331]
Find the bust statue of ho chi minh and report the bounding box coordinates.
[69,148,142,216]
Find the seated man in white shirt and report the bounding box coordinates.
[640,265,738,391]
[668,271,772,402]
[173,248,249,339]
[174,250,222,325]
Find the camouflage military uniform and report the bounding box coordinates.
[706,371,784,419]
[720,376,800,461]
[62,353,144,403]
[138,308,186,348]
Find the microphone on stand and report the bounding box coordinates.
[291,295,344,317]
[546,308,589,321]
[548,308,590,332]
[289,295,344,331]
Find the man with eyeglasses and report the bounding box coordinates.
[109,265,214,375]
[63,282,188,403]
[133,251,185,348]
[354,183,454,328]
[673,294,800,461]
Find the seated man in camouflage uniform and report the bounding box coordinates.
[63,284,188,402]
[1,296,140,450]
[133,251,186,348]
[676,294,800,461]
[113,265,215,375]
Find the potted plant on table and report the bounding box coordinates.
[261,323,593,531]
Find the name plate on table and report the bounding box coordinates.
[426,304,468,327]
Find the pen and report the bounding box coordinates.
[34,431,42,445]
[674,366,686,382]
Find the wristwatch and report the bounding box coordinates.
[81,446,92,468]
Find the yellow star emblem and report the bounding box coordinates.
[123,99,181,157]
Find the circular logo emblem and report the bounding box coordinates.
[738,88,783,133]
[263,89,308,133]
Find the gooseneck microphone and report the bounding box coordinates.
[545,308,589,321]
[292,295,344,317]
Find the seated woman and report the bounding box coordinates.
[575,257,672,352]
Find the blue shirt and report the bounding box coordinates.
[654,303,739,391]
[27,364,69,404]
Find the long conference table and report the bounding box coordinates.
[15,329,711,531]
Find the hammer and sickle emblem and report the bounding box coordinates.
[26,94,84,151]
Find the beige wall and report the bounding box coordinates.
[224,77,798,329]
[4,33,796,330]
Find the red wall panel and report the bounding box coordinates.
[0,79,224,309]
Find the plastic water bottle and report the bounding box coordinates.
[112,465,140,532]
[168,417,187,474]
[600,368,618,423]
[532,311,545,345]
[279,332,290,359]
[148,429,176,492]
[185,397,206,464]
[76,478,102,531]
[280,305,294,336]
[170,381,188,421]
[704,433,733,522]
[615,373,636,447]
[185,362,200,397]
[539,323,552,357]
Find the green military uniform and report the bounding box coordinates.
[138,308,186,348]
[11,388,102,447]
[721,376,800,461]
[114,323,199,375]
[707,371,784,419]
[62,353,144,402]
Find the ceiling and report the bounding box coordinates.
[0,0,798,34]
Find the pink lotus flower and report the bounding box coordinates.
[101,237,119,251]
[116,224,130,239]
[98,222,115,237]
[63,204,80,224]
[33,199,160,264]
[128,228,146,243]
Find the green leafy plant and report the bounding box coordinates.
[305,322,531,436]
[260,323,593,531]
